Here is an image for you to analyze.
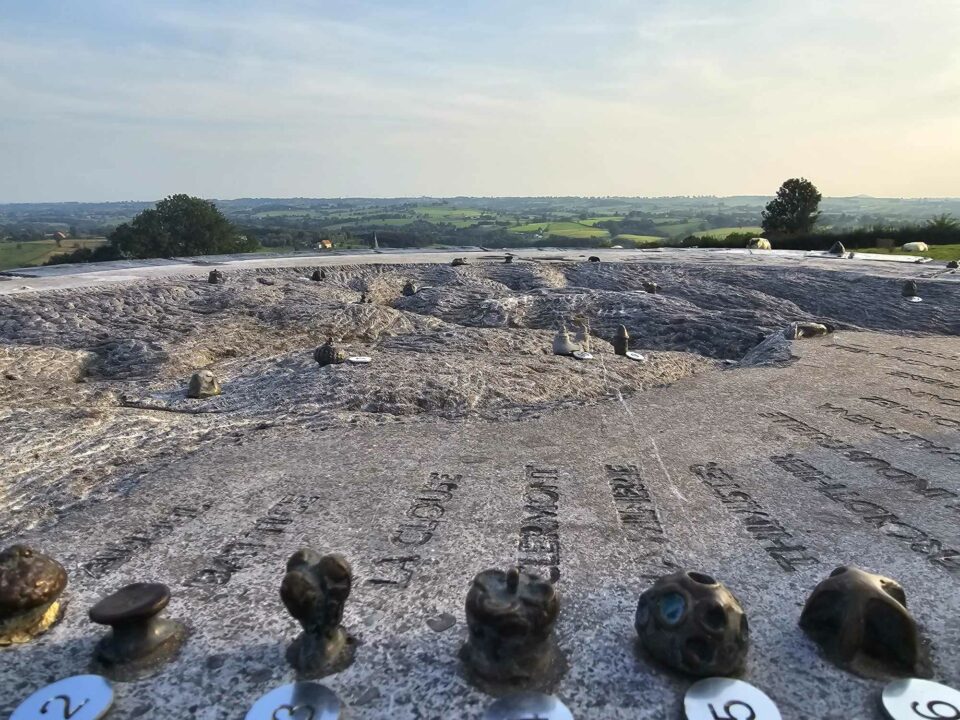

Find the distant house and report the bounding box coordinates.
[52,231,68,241]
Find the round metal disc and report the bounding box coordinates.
[11,674,113,720]
[904,296,923,303]
[245,682,340,720]
[881,678,960,720]
[482,692,574,720]
[685,678,781,720]
[347,356,372,364]
[625,351,646,362]
[572,350,593,360]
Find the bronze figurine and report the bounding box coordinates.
[613,325,630,356]
[314,338,347,367]
[0,545,67,645]
[186,369,221,399]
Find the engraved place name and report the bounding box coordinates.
[860,396,960,431]
[819,402,960,464]
[900,387,960,410]
[185,494,321,587]
[759,411,957,502]
[831,342,960,374]
[518,466,561,583]
[82,501,213,579]
[770,454,959,573]
[895,346,960,363]
[605,463,679,579]
[367,471,463,589]
[888,370,960,393]
[691,462,818,571]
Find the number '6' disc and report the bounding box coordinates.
[684,677,781,720]
[11,674,113,720]
[882,678,960,720]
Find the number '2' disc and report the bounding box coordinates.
[684,677,781,720]
[882,678,960,720]
[10,674,113,720]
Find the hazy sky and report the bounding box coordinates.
[2,1,958,201]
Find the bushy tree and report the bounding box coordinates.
[762,178,822,236]
[108,194,256,259]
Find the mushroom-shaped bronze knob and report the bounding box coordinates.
[461,567,560,686]
[613,325,630,356]
[0,545,67,645]
[902,280,919,298]
[314,338,347,367]
[642,281,660,294]
[504,254,514,264]
[800,566,921,676]
[187,369,221,399]
[401,280,419,297]
[311,269,326,281]
[635,570,750,677]
[208,269,225,284]
[280,550,354,676]
[89,582,186,675]
[452,257,468,266]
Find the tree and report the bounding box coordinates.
[761,178,822,236]
[108,194,256,259]
[927,213,959,231]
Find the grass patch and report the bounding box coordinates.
[0,239,107,270]
[614,234,663,246]
[852,244,960,262]
[695,226,763,238]
[509,221,609,239]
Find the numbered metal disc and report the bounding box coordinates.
[572,350,593,360]
[685,678,781,720]
[625,351,646,362]
[482,692,574,720]
[347,356,372,364]
[882,678,960,720]
[904,296,923,303]
[11,674,113,720]
[245,682,340,720]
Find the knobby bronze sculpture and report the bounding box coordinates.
[800,566,924,677]
[187,369,221,398]
[208,269,225,284]
[635,570,750,676]
[460,567,561,688]
[0,545,67,645]
[280,550,354,676]
[613,325,630,356]
[314,338,347,367]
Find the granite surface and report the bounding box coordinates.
[3,329,960,718]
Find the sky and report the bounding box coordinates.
[1,0,958,202]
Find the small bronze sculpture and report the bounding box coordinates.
[783,321,834,340]
[613,325,630,356]
[642,281,660,294]
[461,568,560,686]
[208,269,225,284]
[828,241,846,255]
[311,269,325,281]
[552,327,579,356]
[314,338,347,367]
[402,280,418,297]
[902,280,919,298]
[504,254,514,264]
[186,369,221,399]
[800,566,922,676]
[948,260,959,269]
[574,320,591,352]
[635,570,750,677]
[280,550,354,676]
[0,545,67,645]
[452,257,468,266]
[89,582,186,678]
[588,256,600,263]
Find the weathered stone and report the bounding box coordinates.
[783,321,834,340]
[280,550,354,676]
[0,545,67,645]
[551,328,579,356]
[613,324,630,355]
[207,269,225,284]
[452,258,468,266]
[89,582,186,678]
[947,260,959,269]
[461,567,560,686]
[186,370,221,399]
[635,570,749,677]
[747,238,771,250]
[311,269,326,281]
[800,566,923,677]
[402,280,419,297]
[642,281,660,294]
[314,338,347,367]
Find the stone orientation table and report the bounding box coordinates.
[2,330,959,718]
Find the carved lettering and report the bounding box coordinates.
[518,466,561,583]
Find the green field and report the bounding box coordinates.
[656,220,707,237]
[580,216,623,226]
[614,234,663,246]
[694,226,763,238]
[852,244,960,262]
[509,221,609,239]
[0,238,107,270]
